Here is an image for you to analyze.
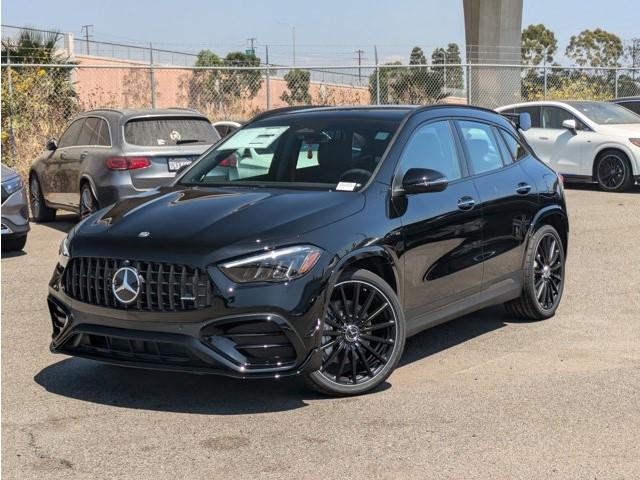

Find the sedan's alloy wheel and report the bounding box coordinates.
[533,233,563,311]
[318,280,398,387]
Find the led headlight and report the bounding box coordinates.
[220,245,322,283]
[2,176,23,196]
[59,235,70,257]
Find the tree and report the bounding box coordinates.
[625,38,640,68]
[431,43,464,91]
[281,69,311,105]
[521,24,557,65]
[188,49,262,114]
[565,28,623,67]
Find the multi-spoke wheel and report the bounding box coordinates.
[29,174,56,222]
[80,183,99,219]
[595,150,634,192]
[306,269,405,396]
[504,224,565,320]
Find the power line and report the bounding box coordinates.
[354,49,365,82]
[80,24,93,55]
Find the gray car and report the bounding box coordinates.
[1,164,30,251]
[29,108,220,221]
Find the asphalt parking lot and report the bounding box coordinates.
[2,184,639,480]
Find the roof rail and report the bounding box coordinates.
[166,107,200,113]
[86,108,124,115]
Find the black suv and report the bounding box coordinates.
[48,105,568,396]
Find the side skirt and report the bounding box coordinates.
[405,277,522,338]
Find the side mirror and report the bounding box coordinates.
[46,138,58,151]
[562,119,578,132]
[518,112,532,131]
[401,168,448,194]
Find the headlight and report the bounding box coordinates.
[2,176,23,196]
[59,235,70,257]
[629,138,640,148]
[220,245,322,283]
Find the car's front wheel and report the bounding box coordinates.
[29,175,56,223]
[595,150,634,192]
[306,269,406,396]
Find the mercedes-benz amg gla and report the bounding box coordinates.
[47,105,568,396]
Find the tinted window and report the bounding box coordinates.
[458,121,504,174]
[566,101,640,124]
[58,119,84,148]
[399,121,462,181]
[498,130,528,162]
[513,106,541,128]
[541,106,576,129]
[124,117,220,146]
[616,100,640,115]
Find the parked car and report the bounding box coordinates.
[1,164,30,251]
[29,108,221,221]
[610,96,640,115]
[496,101,640,191]
[48,105,568,396]
[212,120,242,138]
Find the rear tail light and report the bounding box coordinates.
[105,156,151,170]
[219,153,238,167]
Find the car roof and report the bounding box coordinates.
[610,96,640,103]
[79,108,208,121]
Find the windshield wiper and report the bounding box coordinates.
[176,139,204,145]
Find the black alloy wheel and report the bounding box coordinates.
[504,224,565,320]
[595,152,633,192]
[29,175,56,222]
[80,183,99,219]
[307,269,405,396]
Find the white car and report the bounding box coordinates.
[212,120,242,138]
[497,101,640,191]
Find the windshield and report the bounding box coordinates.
[179,116,400,190]
[124,117,220,146]
[566,102,640,125]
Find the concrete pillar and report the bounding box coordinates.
[464,0,523,108]
[63,32,75,59]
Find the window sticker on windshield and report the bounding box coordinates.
[375,131,390,141]
[336,182,357,191]
[221,126,289,150]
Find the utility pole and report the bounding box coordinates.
[354,49,365,83]
[292,26,296,66]
[247,37,257,56]
[80,24,93,55]
[265,45,271,109]
[374,45,380,105]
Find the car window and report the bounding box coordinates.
[124,117,220,146]
[498,129,528,162]
[88,118,111,146]
[58,119,85,148]
[617,101,640,115]
[457,121,504,175]
[541,106,578,129]
[399,121,462,181]
[513,106,541,128]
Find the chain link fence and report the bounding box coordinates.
[2,62,639,177]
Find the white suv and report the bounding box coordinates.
[497,101,640,191]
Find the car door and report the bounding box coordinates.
[58,118,97,208]
[44,118,84,205]
[397,119,484,322]
[532,105,594,175]
[455,120,539,290]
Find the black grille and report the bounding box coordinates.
[62,257,214,311]
[62,332,211,368]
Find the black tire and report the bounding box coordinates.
[80,182,99,219]
[594,150,634,192]
[29,175,56,222]
[504,224,565,320]
[306,268,406,396]
[2,235,27,252]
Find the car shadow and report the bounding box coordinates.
[564,183,640,194]
[1,249,27,259]
[34,305,520,414]
[34,213,78,233]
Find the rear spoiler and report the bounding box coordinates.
[499,112,532,131]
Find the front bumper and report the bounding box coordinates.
[47,262,327,378]
[1,187,30,237]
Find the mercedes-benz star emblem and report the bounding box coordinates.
[112,266,141,304]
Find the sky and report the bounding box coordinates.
[2,0,639,65]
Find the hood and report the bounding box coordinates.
[596,123,640,138]
[70,186,365,264]
[1,164,18,182]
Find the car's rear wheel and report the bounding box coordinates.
[80,183,99,219]
[504,224,565,320]
[1,235,27,252]
[29,175,56,223]
[306,269,406,396]
[595,150,634,192]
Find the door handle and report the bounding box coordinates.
[80,151,88,159]
[516,183,532,194]
[457,196,476,211]
[538,136,549,140]
[60,152,67,160]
